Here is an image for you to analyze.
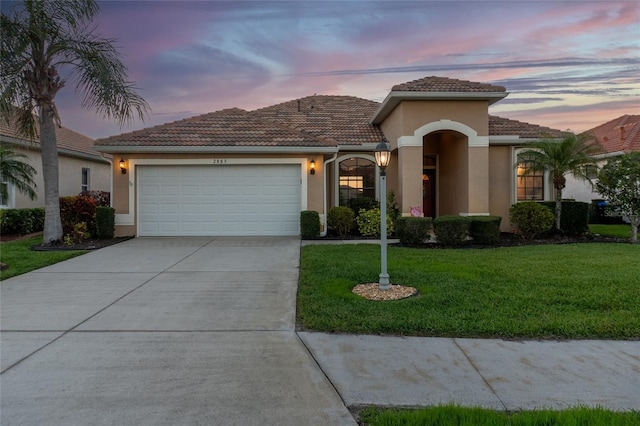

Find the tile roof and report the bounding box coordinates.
[0,115,105,159]
[489,115,564,139]
[392,76,506,93]
[250,95,385,146]
[96,107,337,148]
[582,115,640,154]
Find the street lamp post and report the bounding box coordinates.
[374,139,391,291]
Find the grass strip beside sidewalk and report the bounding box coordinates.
[0,236,87,280]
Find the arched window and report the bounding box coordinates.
[338,157,375,206]
[516,158,544,201]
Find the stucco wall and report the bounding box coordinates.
[489,145,514,231]
[110,153,322,236]
[8,146,110,209]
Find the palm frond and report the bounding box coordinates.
[0,144,38,200]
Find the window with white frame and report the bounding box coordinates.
[516,159,544,201]
[338,157,375,206]
[0,175,9,207]
[81,168,90,192]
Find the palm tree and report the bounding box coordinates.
[0,144,38,203]
[517,133,601,232]
[0,0,149,245]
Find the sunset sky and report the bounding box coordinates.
[4,0,640,139]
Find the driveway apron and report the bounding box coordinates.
[1,237,356,426]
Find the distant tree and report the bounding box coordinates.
[595,152,640,243]
[0,0,149,245]
[0,144,38,202]
[517,133,601,232]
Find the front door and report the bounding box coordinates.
[423,169,436,218]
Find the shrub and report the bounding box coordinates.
[95,206,115,239]
[80,190,110,207]
[396,216,432,245]
[356,208,394,237]
[540,201,589,236]
[0,208,45,234]
[433,216,470,246]
[327,206,354,237]
[509,202,555,240]
[300,210,320,239]
[348,196,378,217]
[387,190,400,229]
[469,216,502,245]
[60,195,97,237]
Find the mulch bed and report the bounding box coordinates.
[31,236,134,251]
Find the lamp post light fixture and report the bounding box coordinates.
[374,139,391,291]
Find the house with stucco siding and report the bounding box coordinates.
[95,76,564,237]
[0,119,112,209]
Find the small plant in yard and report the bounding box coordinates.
[433,216,469,246]
[396,216,432,245]
[300,210,320,239]
[327,206,354,237]
[509,201,555,240]
[356,208,394,237]
[64,222,88,246]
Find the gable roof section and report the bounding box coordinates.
[582,114,640,154]
[0,115,108,162]
[250,95,384,146]
[96,107,338,153]
[372,76,509,124]
[392,76,507,93]
[489,115,564,139]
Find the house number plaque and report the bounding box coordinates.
[212,159,228,164]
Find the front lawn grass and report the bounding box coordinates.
[298,243,640,339]
[589,224,633,238]
[0,236,87,280]
[359,405,640,426]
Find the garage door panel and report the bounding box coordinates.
[138,164,301,236]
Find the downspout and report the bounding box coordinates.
[320,153,338,237]
[103,154,114,207]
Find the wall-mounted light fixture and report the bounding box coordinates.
[119,158,127,174]
[309,160,316,175]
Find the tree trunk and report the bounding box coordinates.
[39,105,63,244]
[555,187,562,232]
[631,216,639,243]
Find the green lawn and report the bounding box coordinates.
[359,405,640,426]
[0,236,87,280]
[589,224,633,238]
[298,243,640,339]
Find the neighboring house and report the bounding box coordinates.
[0,118,112,209]
[94,75,564,237]
[563,114,640,203]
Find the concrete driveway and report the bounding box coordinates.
[1,237,356,426]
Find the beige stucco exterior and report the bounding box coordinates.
[110,152,324,237]
[3,145,110,209]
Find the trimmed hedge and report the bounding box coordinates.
[300,210,320,239]
[433,216,470,246]
[0,208,45,235]
[468,216,502,245]
[95,206,115,239]
[509,202,554,240]
[327,206,354,237]
[396,216,432,246]
[540,201,589,235]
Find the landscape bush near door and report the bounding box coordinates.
[327,206,354,237]
[468,216,502,245]
[510,202,555,240]
[95,207,116,239]
[356,208,394,237]
[433,216,470,246]
[396,217,432,245]
[540,201,589,235]
[300,210,320,239]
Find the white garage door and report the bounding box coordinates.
[138,164,301,236]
